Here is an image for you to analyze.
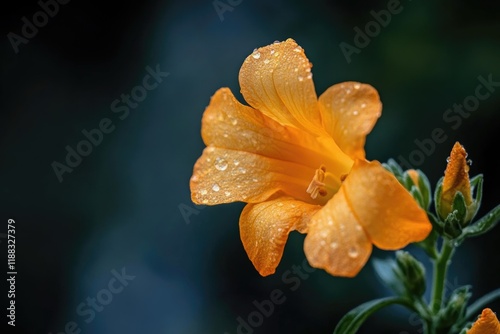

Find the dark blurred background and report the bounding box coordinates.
[1,0,499,333]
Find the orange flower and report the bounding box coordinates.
[190,39,431,277]
[468,308,500,334]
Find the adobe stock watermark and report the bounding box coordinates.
[48,267,135,334]
[178,203,206,225]
[339,0,409,64]
[397,74,499,170]
[213,0,243,22]
[224,258,316,334]
[51,64,169,183]
[7,0,71,54]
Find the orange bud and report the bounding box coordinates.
[439,142,472,219]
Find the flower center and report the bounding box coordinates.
[306,165,328,199]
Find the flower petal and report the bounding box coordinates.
[239,198,320,276]
[190,88,354,206]
[318,82,382,160]
[343,160,432,249]
[191,146,322,205]
[239,38,323,134]
[468,308,500,334]
[304,185,372,277]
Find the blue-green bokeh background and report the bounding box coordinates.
[2,0,500,333]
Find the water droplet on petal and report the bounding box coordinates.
[354,83,361,89]
[270,49,275,54]
[215,158,228,171]
[273,40,280,44]
[446,157,451,163]
[348,247,359,258]
[298,76,304,81]
[233,160,240,166]
[212,183,220,192]
[353,110,359,116]
[252,51,261,59]
[330,242,338,249]
[224,191,231,197]
[293,47,302,52]
[360,103,366,108]
[231,119,238,125]
[306,73,312,79]
[200,189,207,195]
[263,59,270,64]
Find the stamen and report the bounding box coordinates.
[307,165,328,199]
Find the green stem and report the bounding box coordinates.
[430,240,455,313]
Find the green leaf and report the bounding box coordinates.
[465,287,500,321]
[333,297,412,334]
[452,192,467,226]
[455,204,500,244]
[434,177,444,220]
[417,170,432,210]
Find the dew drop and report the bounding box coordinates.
[225,191,231,197]
[273,40,280,44]
[306,73,312,79]
[215,158,228,171]
[446,157,451,163]
[202,199,208,204]
[270,49,275,55]
[345,89,352,94]
[238,167,247,174]
[277,228,283,232]
[360,103,366,108]
[212,183,220,192]
[298,76,304,82]
[353,110,359,116]
[252,178,258,182]
[231,119,238,125]
[191,175,199,182]
[252,51,261,59]
[200,189,207,195]
[263,59,270,64]
[330,242,339,249]
[348,247,359,258]
[294,67,298,72]
[354,83,361,89]
[233,160,240,166]
[293,47,302,52]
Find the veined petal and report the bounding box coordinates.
[239,38,323,134]
[318,82,382,160]
[343,160,432,249]
[191,146,322,205]
[468,308,500,334]
[304,186,372,277]
[201,88,352,175]
[239,198,320,276]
